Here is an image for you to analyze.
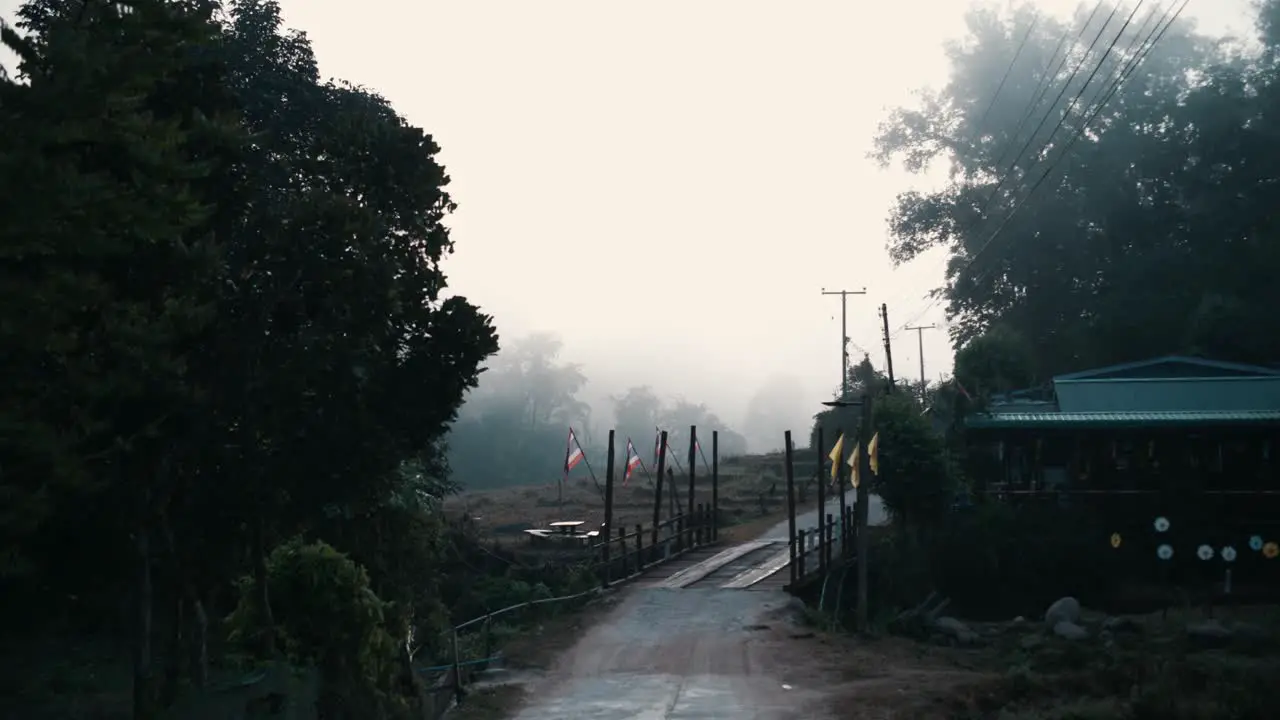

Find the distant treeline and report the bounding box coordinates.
[447,333,748,489]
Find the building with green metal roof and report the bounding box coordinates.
[964,356,1280,497]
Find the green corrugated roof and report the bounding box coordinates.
[965,410,1280,430]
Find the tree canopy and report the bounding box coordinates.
[1,1,497,715]
[875,1,1280,379]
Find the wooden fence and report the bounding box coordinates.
[791,508,850,586]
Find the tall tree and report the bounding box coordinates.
[2,1,247,713]
[873,2,1280,373]
[2,1,497,714]
[448,332,590,489]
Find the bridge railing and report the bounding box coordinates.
[591,502,716,586]
[415,504,719,717]
[791,507,852,586]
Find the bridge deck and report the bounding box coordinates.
[638,539,790,590]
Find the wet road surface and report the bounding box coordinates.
[762,493,888,541]
[508,588,833,720]
[495,497,891,719]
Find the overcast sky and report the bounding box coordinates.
[0,0,1256,449]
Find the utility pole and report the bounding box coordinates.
[880,303,896,393]
[822,287,867,399]
[905,324,937,401]
[856,393,872,633]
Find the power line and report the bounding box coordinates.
[957,0,1187,285]
[883,9,1052,264]
[905,324,938,400]
[987,15,1080,180]
[892,0,1185,336]
[973,12,1041,143]
[980,0,1108,211]
[889,2,1115,338]
[821,287,867,400]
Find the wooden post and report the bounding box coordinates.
[785,431,798,585]
[797,529,807,579]
[687,425,697,549]
[618,526,629,577]
[695,503,704,545]
[816,427,826,578]
[676,513,685,552]
[837,427,849,556]
[826,513,834,568]
[602,430,616,588]
[856,393,872,633]
[652,431,668,552]
[844,505,853,557]
[712,431,720,541]
[451,629,463,701]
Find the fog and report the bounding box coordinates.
[0,0,1253,460]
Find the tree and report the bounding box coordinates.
[447,332,591,489]
[2,1,251,713]
[742,374,804,453]
[809,355,889,452]
[612,385,663,445]
[953,325,1037,400]
[2,1,497,714]
[659,400,748,459]
[873,2,1280,373]
[870,393,953,533]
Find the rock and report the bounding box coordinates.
[1053,620,1089,640]
[1186,619,1233,648]
[1020,634,1044,651]
[1102,616,1143,634]
[1012,615,1026,624]
[934,616,981,646]
[1044,596,1082,628]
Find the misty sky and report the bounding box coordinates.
[0,0,1256,449]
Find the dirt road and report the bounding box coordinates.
[506,587,834,720]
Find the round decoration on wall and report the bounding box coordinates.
[1264,542,1279,560]
[1221,546,1237,563]
[1110,533,1122,549]
[1249,535,1264,552]
[1157,544,1174,560]
[1154,517,1171,533]
[1197,544,1214,561]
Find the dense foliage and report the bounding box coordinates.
[0,1,500,717]
[876,0,1280,379]
[857,0,1280,629]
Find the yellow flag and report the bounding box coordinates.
[828,433,845,481]
[868,432,880,475]
[848,445,861,488]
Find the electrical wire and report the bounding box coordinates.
[888,2,1111,337]
[978,0,1108,214]
[952,0,1188,288]
[891,1,1186,337]
[973,12,1042,142]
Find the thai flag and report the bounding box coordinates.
[624,439,642,486]
[564,428,584,478]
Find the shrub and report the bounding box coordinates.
[926,501,1120,619]
[870,392,954,531]
[226,538,410,718]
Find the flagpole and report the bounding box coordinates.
[697,442,712,474]
[658,427,686,474]
[575,437,606,501]
[626,438,656,488]
[635,456,655,486]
